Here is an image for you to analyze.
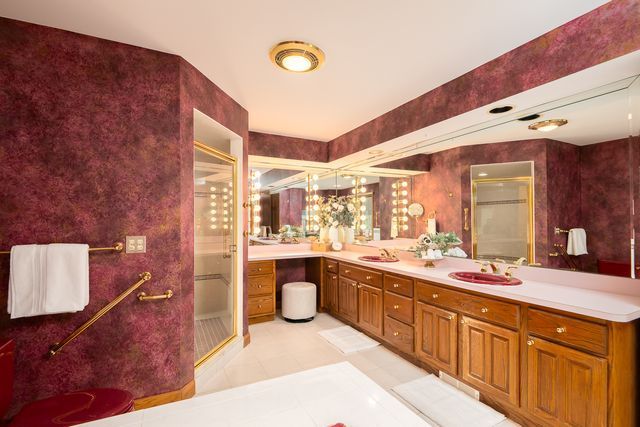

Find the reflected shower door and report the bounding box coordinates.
[194,142,237,367]
[472,178,533,262]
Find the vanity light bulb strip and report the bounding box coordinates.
[392,179,409,235]
[306,174,320,233]
[249,170,261,235]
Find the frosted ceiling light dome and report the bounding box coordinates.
[270,41,325,73]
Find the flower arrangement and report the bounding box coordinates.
[278,225,305,238]
[328,195,356,228]
[412,231,462,257]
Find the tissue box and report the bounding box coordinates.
[311,242,331,252]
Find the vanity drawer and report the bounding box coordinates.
[326,259,338,273]
[248,274,274,297]
[248,295,274,317]
[416,282,519,329]
[339,264,383,288]
[384,274,414,298]
[248,261,274,276]
[527,308,608,355]
[384,315,414,354]
[384,291,414,325]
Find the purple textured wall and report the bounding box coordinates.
[249,131,328,162]
[0,18,247,414]
[327,0,640,161]
[278,188,304,228]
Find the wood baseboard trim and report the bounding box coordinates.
[243,332,251,347]
[248,314,274,325]
[134,379,195,410]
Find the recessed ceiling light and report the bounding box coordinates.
[517,113,541,121]
[369,149,384,155]
[478,172,488,177]
[528,119,568,132]
[489,105,514,114]
[269,41,325,73]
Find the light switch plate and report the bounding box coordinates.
[126,236,146,253]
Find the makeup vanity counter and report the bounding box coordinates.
[249,242,639,426]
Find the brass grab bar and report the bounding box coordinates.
[554,227,570,235]
[48,271,151,357]
[0,242,123,255]
[137,290,173,301]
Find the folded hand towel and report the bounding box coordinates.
[8,244,89,319]
[567,228,588,256]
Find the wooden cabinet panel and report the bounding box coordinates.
[384,274,414,298]
[339,263,383,288]
[461,316,519,406]
[416,281,519,329]
[248,295,274,317]
[527,336,607,427]
[338,277,358,323]
[248,274,274,297]
[326,271,339,313]
[248,260,274,276]
[528,308,607,355]
[326,259,338,273]
[384,291,414,325]
[384,315,414,354]
[415,302,458,375]
[358,283,383,337]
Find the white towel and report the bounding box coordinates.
[8,244,89,319]
[567,228,588,256]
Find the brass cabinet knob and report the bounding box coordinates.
[393,304,400,310]
[393,283,400,288]
[258,285,262,288]
[460,319,465,324]
[527,339,535,346]
[357,284,362,289]
[258,268,262,271]
[258,305,262,309]
[556,327,566,334]
[393,331,400,336]
[481,307,489,313]
[432,293,439,299]
[332,275,337,279]
[366,275,372,280]
[447,315,454,320]
[345,269,351,273]
[351,283,356,287]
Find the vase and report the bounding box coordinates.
[319,226,330,243]
[328,226,339,243]
[338,226,355,244]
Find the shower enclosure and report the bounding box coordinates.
[194,142,237,367]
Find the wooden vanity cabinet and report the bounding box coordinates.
[415,301,458,375]
[247,260,275,324]
[527,336,607,427]
[337,276,358,323]
[358,283,383,336]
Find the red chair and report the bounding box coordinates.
[1,339,134,426]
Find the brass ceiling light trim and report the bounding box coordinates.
[528,119,568,132]
[270,41,325,73]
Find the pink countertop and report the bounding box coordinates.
[249,243,640,322]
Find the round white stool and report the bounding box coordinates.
[281,282,316,322]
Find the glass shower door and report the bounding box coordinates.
[194,142,237,367]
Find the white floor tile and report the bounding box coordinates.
[224,361,269,387]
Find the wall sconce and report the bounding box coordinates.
[248,170,261,235]
[392,179,409,235]
[305,174,320,233]
[352,176,368,235]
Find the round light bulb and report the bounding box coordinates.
[223,188,228,193]
[313,204,319,211]
[360,196,365,202]
[360,206,366,212]
[253,205,261,212]
[360,224,366,230]
[360,215,366,221]
[392,208,397,214]
[392,191,397,197]
[253,215,261,223]
[360,177,366,184]
[210,209,217,215]
[210,195,216,200]
[312,194,319,201]
[401,190,408,196]
[351,179,357,186]
[402,225,409,231]
[392,183,397,189]
[360,186,366,192]
[282,54,312,72]
[210,217,217,222]
[402,181,408,187]
[210,224,217,230]
[352,189,356,194]
[209,186,216,191]
[312,184,319,191]
[312,174,319,180]
[313,224,320,231]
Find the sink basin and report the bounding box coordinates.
[448,271,522,286]
[358,255,400,263]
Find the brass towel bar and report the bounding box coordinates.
[0,242,123,255]
[554,227,570,235]
[48,271,151,358]
[137,290,173,301]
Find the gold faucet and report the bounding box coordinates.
[488,259,505,274]
[514,257,527,266]
[380,248,398,260]
[474,261,489,273]
[504,266,518,279]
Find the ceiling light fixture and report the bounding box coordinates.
[270,41,325,73]
[489,105,514,114]
[528,119,568,132]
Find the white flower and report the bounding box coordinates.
[332,203,339,209]
[347,203,355,212]
[337,205,344,212]
[332,221,339,227]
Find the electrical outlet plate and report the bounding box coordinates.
[126,236,146,253]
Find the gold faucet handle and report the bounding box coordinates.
[474,261,489,273]
[504,266,518,279]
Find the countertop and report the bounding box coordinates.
[249,244,640,322]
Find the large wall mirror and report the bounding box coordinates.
[248,53,640,278]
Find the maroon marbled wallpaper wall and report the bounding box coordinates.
[327,0,640,161]
[249,131,328,162]
[0,18,247,414]
[278,188,304,228]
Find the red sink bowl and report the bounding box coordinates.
[358,255,400,263]
[448,271,522,286]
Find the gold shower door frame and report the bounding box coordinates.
[471,176,534,263]
[194,141,238,369]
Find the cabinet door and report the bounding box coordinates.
[328,272,339,313]
[338,276,358,323]
[415,301,458,375]
[461,316,519,406]
[527,336,607,427]
[358,283,383,337]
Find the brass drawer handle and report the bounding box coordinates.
[357,284,362,289]
[460,319,465,324]
[432,293,439,299]
[527,339,535,346]
[480,307,489,313]
[137,290,173,301]
[345,269,351,273]
[393,331,399,336]
[257,304,262,308]
[556,327,566,334]
[351,283,356,287]
[258,268,262,271]
[332,275,337,279]
[393,304,400,310]
[447,315,454,320]
[393,283,400,288]
[366,275,372,280]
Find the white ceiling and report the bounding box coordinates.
[0,0,608,141]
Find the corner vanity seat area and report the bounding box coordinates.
[248,243,640,427]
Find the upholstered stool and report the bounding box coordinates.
[281,282,316,322]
